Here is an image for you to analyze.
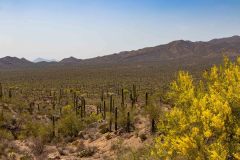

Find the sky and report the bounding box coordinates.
[0,0,240,61]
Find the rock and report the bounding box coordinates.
[78,131,86,139]
[45,146,61,159]
[88,122,98,128]
[47,152,60,159]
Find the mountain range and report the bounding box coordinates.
[1,35,240,70]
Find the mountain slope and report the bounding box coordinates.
[83,35,240,66]
[60,57,82,63]
[0,35,240,69]
[0,56,33,69]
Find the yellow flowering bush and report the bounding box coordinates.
[152,57,240,159]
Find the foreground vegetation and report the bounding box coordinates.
[152,57,240,159]
[0,56,239,159]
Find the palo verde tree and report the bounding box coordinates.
[151,57,240,159]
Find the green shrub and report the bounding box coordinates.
[84,113,101,125]
[0,129,14,140]
[58,112,84,137]
[19,120,51,143]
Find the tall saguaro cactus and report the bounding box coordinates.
[9,88,12,99]
[0,83,3,99]
[115,107,118,131]
[103,101,106,120]
[145,92,148,106]
[109,95,113,131]
[100,103,102,113]
[72,92,76,111]
[73,92,77,110]
[133,84,137,102]
[121,88,124,107]
[151,118,155,133]
[80,102,83,118]
[127,112,130,132]
[52,115,56,138]
[101,90,104,102]
[60,88,64,98]
[80,97,86,117]
[29,102,34,114]
[97,105,99,114]
[110,95,113,113]
[75,96,79,115]
[0,108,3,121]
[130,84,138,105]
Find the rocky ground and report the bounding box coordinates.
[1,104,155,160]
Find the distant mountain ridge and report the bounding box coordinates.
[1,35,240,69]
[0,56,32,68]
[60,57,82,63]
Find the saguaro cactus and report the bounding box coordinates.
[29,102,34,114]
[80,105,83,118]
[112,99,115,113]
[80,97,84,118]
[100,103,102,113]
[80,97,86,117]
[97,105,99,115]
[110,95,113,113]
[9,88,12,99]
[0,83,3,99]
[109,95,113,131]
[101,90,104,102]
[103,101,106,120]
[52,115,56,138]
[109,113,112,132]
[0,107,4,120]
[115,107,118,131]
[127,112,130,132]
[130,84,138,106]
[83,98,86,117]
[121,88,124,107]
[75,97,79,115]
[73,92,77,108]
[145,92,148,106]
[60,88,64,97]
[151,118,155,133]
[132,84,137,103]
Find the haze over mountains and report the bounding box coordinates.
[1,35,240,70]
[33,58,57,63]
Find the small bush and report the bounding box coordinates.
[0,129,14,140]
[58,112,84,137]
[20,154,34,160]
[77,147,97,158]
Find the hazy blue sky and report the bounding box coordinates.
[0,0,240,61]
